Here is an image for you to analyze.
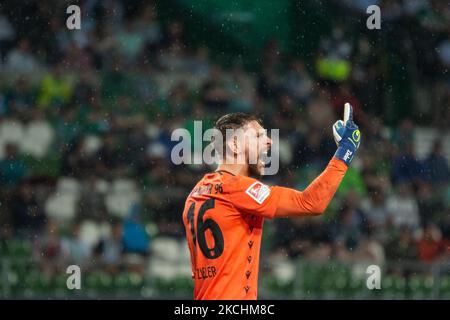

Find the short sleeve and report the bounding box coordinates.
[223,176,282,219]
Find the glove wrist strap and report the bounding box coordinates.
[334,146,354,166]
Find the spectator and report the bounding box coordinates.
[423,140,450,186]
[346,229,385,265]
[333,191,368,251]
[282,59,313,103]
[385,225,418,262]
[124,118,151,175]
[307,91,335,131]
[0,143,27,187]
[361,187,390,230]
[186,46,212,77]
[294,128,335,168]
[226,62,255,112]
[136,2,162,47]
[61,135,95,177]
[95,132,121,173]
[391,142,423,185]
[122,204,150,256]
[37,61,73,108]
[122,205,150,275]
[417,181,445,226]
[115,18,145,63]
[201,65,230,112]
[392,118,414,150]
[3,78,36,116]
[317,24,352,82]
[274,217,332,259]
[416,223,447,262]
[417,224,447,262]
[61,222,91,267]
[5,38,43,79]
[77,174,108,222]
[257,40,282,101]
[387,182,420,230]
[0,12,15,60]
[33,219,63,276]
[94,220,123,274]
[330,84,361,122]
[9,181,46,238]
[157,21,187,72]
[0,186,13,240]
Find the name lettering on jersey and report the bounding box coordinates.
[195,266,217,280]
[245,182,271,204]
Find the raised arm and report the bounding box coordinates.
[274,103,361,217]
[274,158,347,217]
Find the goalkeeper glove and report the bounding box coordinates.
[332,103,361,166]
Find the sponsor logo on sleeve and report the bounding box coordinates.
[245,182,271,204]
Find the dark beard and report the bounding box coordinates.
[248,163,262,179]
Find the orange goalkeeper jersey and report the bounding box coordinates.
[182,158,347,300]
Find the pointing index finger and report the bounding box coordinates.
[344,103,353,125]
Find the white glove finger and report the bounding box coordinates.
[343,103,353,125]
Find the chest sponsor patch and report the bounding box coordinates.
[245,181,271,204]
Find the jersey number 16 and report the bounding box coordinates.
[187,199,224,259]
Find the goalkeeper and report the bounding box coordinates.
[182,103,361,300]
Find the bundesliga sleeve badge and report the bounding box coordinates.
[245,182,271,204]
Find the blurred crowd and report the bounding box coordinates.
[0,0,449,279]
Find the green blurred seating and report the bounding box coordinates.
[52,273,72,298]
[98,273,114,293]
[2,239,32,257]
[152,277,176,294]
[408,276,435,299]
[23,151,61,177]
[20,271,52,297]
[0,259,447,299]
[380,276,406,299]
[345,277,365,298]
[263,276,294,297]
[439,276,450,299]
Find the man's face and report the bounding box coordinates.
[241,120,273,177]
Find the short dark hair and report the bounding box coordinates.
[213,113,262,157]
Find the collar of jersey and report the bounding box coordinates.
[215,170,236,176]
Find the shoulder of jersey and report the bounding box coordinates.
[222,175,271,205]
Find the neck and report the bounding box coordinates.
[216,163,249,176]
